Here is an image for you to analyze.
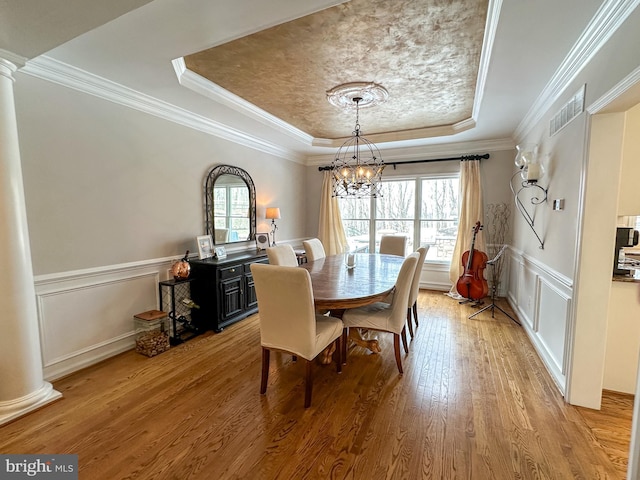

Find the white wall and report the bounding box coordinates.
[507,5,640,408]
[13,73,309,379]
[618,102,640,215]
[601,101,640,394]
[605,281,640,393]
[15,74,308,275]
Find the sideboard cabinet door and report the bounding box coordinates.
[190,252,268,332]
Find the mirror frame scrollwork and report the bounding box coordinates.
[204,164,256,245]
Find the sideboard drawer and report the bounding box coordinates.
[220,264,242,280]
[244,258,268,272]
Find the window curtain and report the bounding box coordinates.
[448,160,486,297]
[318,171,348,255]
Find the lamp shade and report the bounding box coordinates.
[265,207,281,220]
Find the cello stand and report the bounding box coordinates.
[459,297,483,307]
[468,246,520,325]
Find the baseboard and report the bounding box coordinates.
[44,335,135,382]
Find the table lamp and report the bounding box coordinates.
[265,207,281,246]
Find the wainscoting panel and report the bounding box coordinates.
[536,278,572,382]
[35,258,176,380]
[506,248,573,395]
[515,259,537,329]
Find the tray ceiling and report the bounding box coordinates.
[184,0,488,144]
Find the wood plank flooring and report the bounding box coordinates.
[0,290,632,479]
[576,390,633,477]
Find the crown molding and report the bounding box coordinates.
[587,64,640,114]
[473,0,502,121]
[173,57,314,146]
[311,117,477,148]
[20,55,305,163]
[174,58,481,149]
[305,137,515,166]
[514,0,640,141]
[0,49,26,69]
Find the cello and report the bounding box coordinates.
[456,221,489,301]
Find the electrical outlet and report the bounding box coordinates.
[553,198,564,211]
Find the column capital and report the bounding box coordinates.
[0,49,27,82]
[0,57,17,82]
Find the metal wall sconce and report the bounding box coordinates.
[510,144,548,249]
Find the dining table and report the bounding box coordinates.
[299,252,405,363]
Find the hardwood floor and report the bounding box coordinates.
[0,290,632,479]
[576,390,634,477]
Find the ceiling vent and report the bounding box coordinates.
[550,85,585,137]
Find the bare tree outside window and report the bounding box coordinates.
[338,175,460,262]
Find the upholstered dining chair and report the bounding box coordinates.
[250,263,343,408]
[406,246,429,338]
[341,252,419,375]
[379,234,407,257]
[266,244,298,267]
[302,238,326,262]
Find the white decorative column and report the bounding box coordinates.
[0,56,61,425]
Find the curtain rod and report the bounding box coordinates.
[317,153,490,171]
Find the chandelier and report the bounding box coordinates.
[328,83,386,198]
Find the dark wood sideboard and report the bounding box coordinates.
[189,251,269,333]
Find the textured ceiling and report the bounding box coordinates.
[184,0,488,143]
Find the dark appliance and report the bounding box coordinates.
[613,227,639,275]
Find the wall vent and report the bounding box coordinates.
[550,85,585,137]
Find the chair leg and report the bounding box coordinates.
[406,308,414,338]
[304,359,314,408]
[412,302,419,329]
[401,326,409,354]
[393,334,404,375]
[341,327,348,365]
[260,347,270,394]
[334,336,342,373]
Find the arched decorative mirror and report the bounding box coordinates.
[204,165,256,245]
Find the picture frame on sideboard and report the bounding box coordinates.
[214,246,227,259]
[197,235,213,259]
[255,231,270,250]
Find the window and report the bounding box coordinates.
[338,175,460,262]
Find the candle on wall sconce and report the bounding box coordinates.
[516,144,545,183]
[526,163,541,182]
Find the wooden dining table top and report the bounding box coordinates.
[299,253,405,310]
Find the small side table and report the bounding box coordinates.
[158,278,199,344]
